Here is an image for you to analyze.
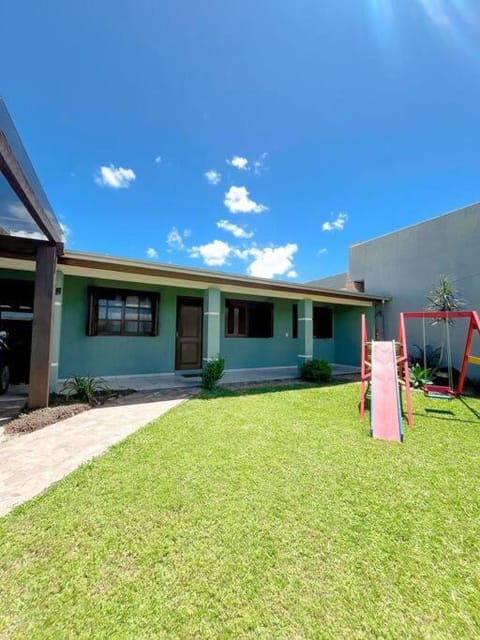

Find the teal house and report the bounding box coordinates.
[0,251,382,398]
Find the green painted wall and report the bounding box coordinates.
[219,295,299,369]
[334,305,374,366]
[313,338,335,361]
[0,267,35,281]
[57,274,372,377]
[59,275,203,378]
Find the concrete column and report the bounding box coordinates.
[49,270,64,393]
[203,288,221,365]
[28,244,57,409]
[297,298,313,373]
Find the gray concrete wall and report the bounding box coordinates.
[308,272,347,290]
[348,202,480,377]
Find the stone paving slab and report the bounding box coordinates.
[0,390,193,517]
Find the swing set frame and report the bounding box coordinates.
[399,310,480,398]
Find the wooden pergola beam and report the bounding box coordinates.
[28,245,57,409]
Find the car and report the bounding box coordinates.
[0,331,10,395]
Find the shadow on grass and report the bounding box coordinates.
[412,408,480,426]
[459,396,480,421]
[198,377,355,400]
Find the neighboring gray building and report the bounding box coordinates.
[311,202,480,375]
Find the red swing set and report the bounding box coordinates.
[400,311,480,398]
[360,310,480,441]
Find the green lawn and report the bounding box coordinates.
[1,383,480,639]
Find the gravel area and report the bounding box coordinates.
[4,403,90,435]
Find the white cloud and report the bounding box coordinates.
[183,228,192,238]
[146,247,158,259]
[7,202,29,219]
[205,169,221,185]
[216,219,253,239]
[227,155,249,170]
[60,222,70,244]
[10,230,47,240]
[246,243,298,279]
[154,156,162,164]
[253,152,268,175]
[322,213,348,232]
[166,227,185,250]
[317,247,327,255]
[95,165,136,189]
[287,270,298,278]
[224,186,267,214]
[189,240,232,266]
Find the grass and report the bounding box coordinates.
[1,382,480,638]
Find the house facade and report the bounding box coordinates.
[0,253,382,399]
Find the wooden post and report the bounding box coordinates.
[28,244,57,409]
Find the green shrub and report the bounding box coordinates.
[60,376,111,404]
[301,359,332,383]
[201,356,225,391]
[409,364,432,389]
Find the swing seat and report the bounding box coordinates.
[423,384,455,400]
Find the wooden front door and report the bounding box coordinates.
[175,297,203,370]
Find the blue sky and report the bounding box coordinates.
[2,0,480,281]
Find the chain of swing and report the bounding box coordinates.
[421,312,454,396]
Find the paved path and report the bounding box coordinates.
[0,390,191,517]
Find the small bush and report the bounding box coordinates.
[409,364,432,389]
[301,359,332,383]
[201,356,225,391]
[60,376,111,404]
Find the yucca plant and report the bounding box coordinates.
[426,275,466,366]
[409,363,432,389]
[60,376,111,404]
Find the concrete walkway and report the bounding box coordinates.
[0,390,192,517]
[58,364,360,392]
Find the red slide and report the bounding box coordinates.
[370,341,403,442]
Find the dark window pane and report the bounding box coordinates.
[226,303,235,335]
[139,296,152,308]
[313,307,333,339]
[124,321,139,333]
[88,287,159,336]
[292,304,298,339]
[249,302,272,338]
[105,320,121,333]
[125,295,139,306]
[237,306,247,335]
[125,307,139,320]
[225,299,273,338]
[107,307,122,320]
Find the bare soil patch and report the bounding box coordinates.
[4,389,136,437]
[5,403,90,435]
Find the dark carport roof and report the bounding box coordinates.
[0,99,64,256]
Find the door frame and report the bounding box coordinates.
[175,296,203,371]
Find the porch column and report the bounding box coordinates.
[203,288,221,365]
[297,298,313,373]
[28,245,57,409]
[49,270,64,393]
